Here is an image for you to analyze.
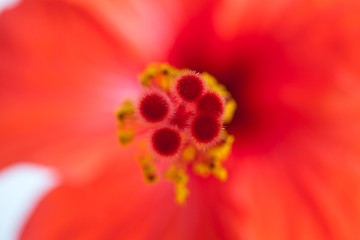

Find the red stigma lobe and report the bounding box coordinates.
[176,73,205,102]
[191,115,221,144]
[152,128,181,156]
[198,92,225,117]
[139,92,170,122]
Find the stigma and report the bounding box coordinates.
[116,63,236,204]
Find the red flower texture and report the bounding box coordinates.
[1,0,360,240]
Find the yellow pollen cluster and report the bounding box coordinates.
[116,63,236,204]
[116,100,135,145]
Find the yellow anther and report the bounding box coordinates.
[193,162,211,177]
[116,100,136,145]
[210,157,228,181]
[165,167,189,204]
[116,100,135,126]
[195,133,233,181]
[201,72,230,98]
[175,183,189,204]
[193,160,228,181]
[159,63,176,75]
[224,99,237,124]
[182,145,196,162]
[139,155,158,183]
[159,63,179,90]
[139,64,158,87]
[165,167,187,184]
[208,133,235,162]
[213,165,228,181]
[139,155,152,165]
[118,128,134,146]
[139,63,180,90]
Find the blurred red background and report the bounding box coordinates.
[1,0,360,239]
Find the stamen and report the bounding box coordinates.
[116,63,237,204]
[118,129,135,145]
[116,100,136,146]
[182,145,196,162]
[166,167,189,204]
[139,155,158,183]
[116,100,135,127]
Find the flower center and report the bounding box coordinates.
[116,63,236,204]
[170,104,193,130]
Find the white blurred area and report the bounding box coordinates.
[0,0,21,14]
[0,164,59,240]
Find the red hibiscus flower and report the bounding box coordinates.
[1,0,360,240]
